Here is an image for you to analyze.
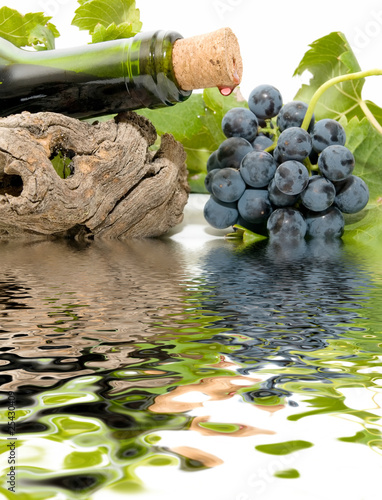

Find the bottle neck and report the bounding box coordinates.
[0,31,191,118]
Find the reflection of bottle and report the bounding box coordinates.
[0,28,242,120]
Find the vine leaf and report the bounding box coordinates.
[0,6,59,49]
[137,88,248,193]
[72,0,142,42]
[293,31,382,129]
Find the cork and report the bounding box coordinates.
[172,28,243,91]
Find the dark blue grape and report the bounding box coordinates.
[252,135,274,152]
[268,178,299,207]
[276,127,312,162]
[222,107,259,142]
[277,101,315,132]
[238,189,272,224]
[318,145,355,182]
[274,160,310,195]
[267,208,307,241]
[211,167,246,203]
[301,176,336,212]
[204,168,219,194]
[239,151,277,188]
[305,206,345,239]
[311,119,346,153]
[207,150,221,172]
[248,84,283,120]
[334,175,369,213]
[217,137,253,169]
[203,196,239,229]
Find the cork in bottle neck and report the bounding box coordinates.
[171,27,243,92]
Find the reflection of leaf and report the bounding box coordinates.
[338,428,382,446]
[255,440,313,455]
[138,88,248,192]
[0,7,59,49]
[72,0,142,42]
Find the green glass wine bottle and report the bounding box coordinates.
[0,28,242,120]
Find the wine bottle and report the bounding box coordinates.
[0,28,242,120]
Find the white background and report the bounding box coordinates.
[2,0,382,105]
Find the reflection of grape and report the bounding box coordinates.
[202,84,369,239]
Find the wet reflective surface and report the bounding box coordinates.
[0,236,381,500]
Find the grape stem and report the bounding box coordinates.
[301,69,382,134]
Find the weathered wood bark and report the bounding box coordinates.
[0,111,189,239]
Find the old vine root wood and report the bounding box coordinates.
[0,111,189,239]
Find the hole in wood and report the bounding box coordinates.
[0,173,23,197]
[50,148,75,179]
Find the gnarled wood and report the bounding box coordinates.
[0,111,189,239]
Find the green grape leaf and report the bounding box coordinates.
[137,88,248,193]
[293,31,382,130]
[72,0,142,41]
[0,7,59,49]
[91,21,137,43]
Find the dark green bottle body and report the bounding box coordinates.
[0,30,191,119]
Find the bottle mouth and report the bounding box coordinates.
[124,30,191,110]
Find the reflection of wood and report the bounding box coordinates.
[0,239,190,389]
[0,111,189,239]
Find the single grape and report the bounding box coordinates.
[311,118,346,152]
[268,178,300,207]
[207,150,221,172]
[276,126,312,162]
[274,160,310,195]
[217,137,253,169]
[252,135,274,152]
[203,196,239,229]
[248,84,283,120]
[239,151,277,188]
[211,167,246,203]
[276,101,315,132]
[267,208,307,241]
[305,206,345,239]
[334,175,369,213]
[222,107,259,143]
[300,175,336,212]
[204,168,220,194]
[318,145,355,181]
[238,189,272,224]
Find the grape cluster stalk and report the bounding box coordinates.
[203,84,370,243]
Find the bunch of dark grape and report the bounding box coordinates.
[204,84,369,243]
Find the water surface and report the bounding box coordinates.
[0,236,381,500]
